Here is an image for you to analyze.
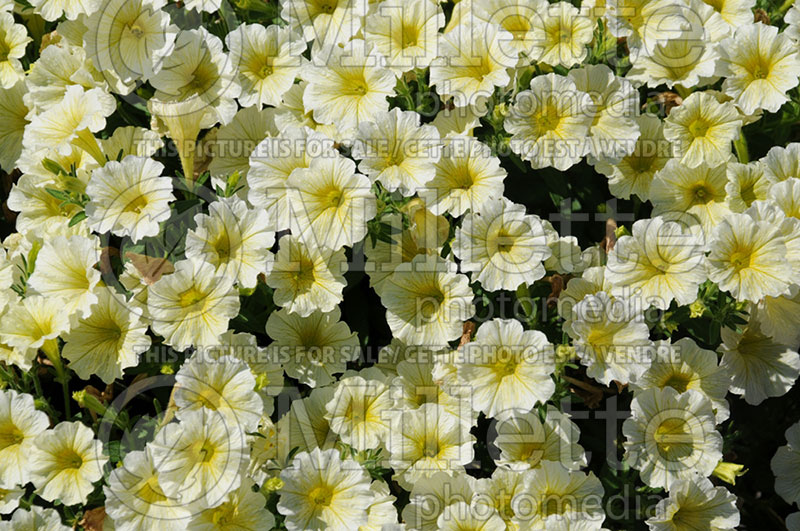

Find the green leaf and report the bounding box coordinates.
[68,211,87,227]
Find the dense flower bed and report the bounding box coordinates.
[0,0,799,529]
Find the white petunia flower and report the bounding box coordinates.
[622,388,722,490]
[85,155,174,243]
[352,108,441,196]
[453,198,550,292]
[185,195,274,289]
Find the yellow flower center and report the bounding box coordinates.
[210,503,238,525]
[495,348,518,377]
[179,286,206,308]
[654,417,693,460]
[662,372,693,393]
[293,258,317,292]
[324,187,344,209]
[688,119,710,138]
[418,286,445,320]
[0,42,9,62]
[449,166,475,189]
[690,184,713,205]
[198,441,216,463]
[400,24,420,47]
[124,195,149,214]
[0,424,24,450]
[495,231,515,253]
[214,236,233,261]
[56,448,84,470]
[729,249,751,271]
[136,475,168,504]
[535,106,562,134]
[258,63,274,79]
[423,437,440,458]
[349,80,368,96]
[128,23,145,38]
[309,485,334,507]
[504,16,532,40]
[751,64,770,80]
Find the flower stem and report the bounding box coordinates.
[40,339,71,419]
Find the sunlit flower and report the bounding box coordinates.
[520,460,605,528]
[623,387,722,489]
[301,39,394,140]
[85,155,174,243]
[266,306,360,387]
[149,408,248,509]
[453,197,551,292]
[494,405,586,471]
[29,0,101,21]
[185,196,274,288]
[174,354,263,433]
[505,73,593,170]
[707,212,792,302]
[278,447,374,531]
[147,259,240,351]
[265,235,348,317]
[248,126,338,232]
[592,113,673,201]
[565,292,652,385]
[22,85,115,164]
[646,476,739,530]
[0,14,30,90]
[568,64,640,162]
[633,338,730,422]
[650,159,731,238]
[663,91,741,168]
[718,23,800,114]
[30,421,108,505]
[421,134,506,217]
[719,317,800,405]
[605,216,708,309]
[27,234,100,317]
[0,295,70,369]
[280,0,367,45]
[430,22,518,109]
[62,286,150,384]
[149,28,239,127]
[83,0,177,94]
[437,501,506,531]
[387,403,475,489]
[725,161,774,212]
[325,370,392,450]
[0,507,70,530]
[188,478,273,531]
[380,254,475,347]
[226,23,306,109]
[364,0,444,74]
[455,318,555,417]
[401,471,477,531]
[0,390,49,489]
[529,1,595,67]
[206,105,279,190]
[352,108,441,196]
[104,448,193,531]
[287,154,376,249]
